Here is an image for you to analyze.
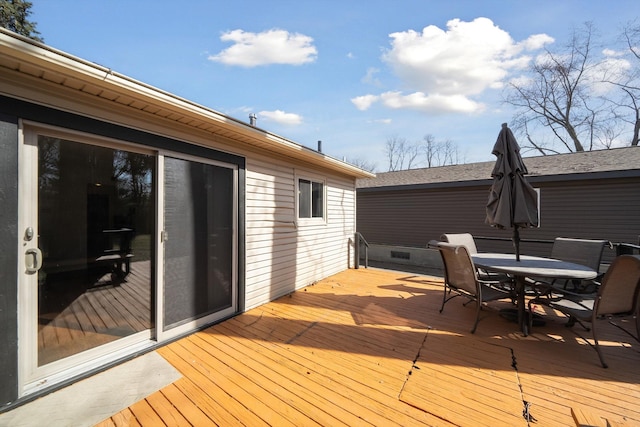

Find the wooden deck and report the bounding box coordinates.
[95,268,640,426]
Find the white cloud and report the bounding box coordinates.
[382,17,551,96]
[519,33,555,51]
[209,29,317,67]
[362,67,382,86]
[351,94,379,110]
[258,110,303,125]
[380,91,485,114]
[602,48,625,57]
[590,56,631,95]
[508,75,533,87]
[354,17,553,114]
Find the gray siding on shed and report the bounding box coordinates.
[357,184,490,247]
[357,176,640,264]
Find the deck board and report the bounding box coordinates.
[190,334,354,426]
[213,320,438,425]
[400,332,526,426]
[142,391,191,427]
[159,346,274,426]
[92,268,640,426]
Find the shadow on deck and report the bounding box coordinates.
[90,267,640,426]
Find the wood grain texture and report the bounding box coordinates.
[94,268,640,426]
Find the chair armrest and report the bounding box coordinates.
[427,240,440,249]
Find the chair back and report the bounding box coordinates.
[550,237,607,272]
[436,242,478,295]
[596,255,640,316]
[440,233,478,254]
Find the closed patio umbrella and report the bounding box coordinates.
[486,123,538,260]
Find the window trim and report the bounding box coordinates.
[296,174,327,225]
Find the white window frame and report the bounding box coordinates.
[295,174,327,225]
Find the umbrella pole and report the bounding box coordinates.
[513,225,521,261]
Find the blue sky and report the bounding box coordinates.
[31,1,638,172]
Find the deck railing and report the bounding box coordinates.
[354,232,369,269]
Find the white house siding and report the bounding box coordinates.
[245,153,356,310]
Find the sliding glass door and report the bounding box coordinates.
[20,127,155,391]
[20,124,238,394]
[161,155,237,336]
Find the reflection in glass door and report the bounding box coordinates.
[35,135,155,366]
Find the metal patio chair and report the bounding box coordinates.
[530,237,608,296]
[440,233,480,254]
[528,254,640,368]
[433,240,515,334]
[551,237,608,288]
[440,233,512,285]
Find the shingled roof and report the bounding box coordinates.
[357,146,640,190]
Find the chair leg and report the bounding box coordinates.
[440,285,448,313]
[440,285,462,313]
[564,316,590,331]
[527,299,535,333]
[470,299,481,334]
[565,316,591,331]
[591,321,608,368]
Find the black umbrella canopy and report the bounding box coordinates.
[486,123,538,260]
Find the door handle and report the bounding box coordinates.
[25,248,43,274]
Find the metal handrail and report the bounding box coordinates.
[354,232,369,269]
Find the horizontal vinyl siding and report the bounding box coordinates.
[245,155,356,310]
[357,177,640,264]
[530,179,640,262]
[357,186,490,247]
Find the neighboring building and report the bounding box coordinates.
[357,146,640,263]
[0,29,373,409]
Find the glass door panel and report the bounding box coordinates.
[163,156,235,331]
[36,136,155,366]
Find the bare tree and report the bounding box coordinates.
[595,20,640,148]
[384,135,401,171]
[423,134,438,167]
[385,134,465,171]
[384,135,411,171]
[506,23,608,153]
[423,134,462,167]
[616,21,640,146]
[344,157,376,173]
[622,87,640,146]
[404,140,421,170]
[440,139,461,165]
